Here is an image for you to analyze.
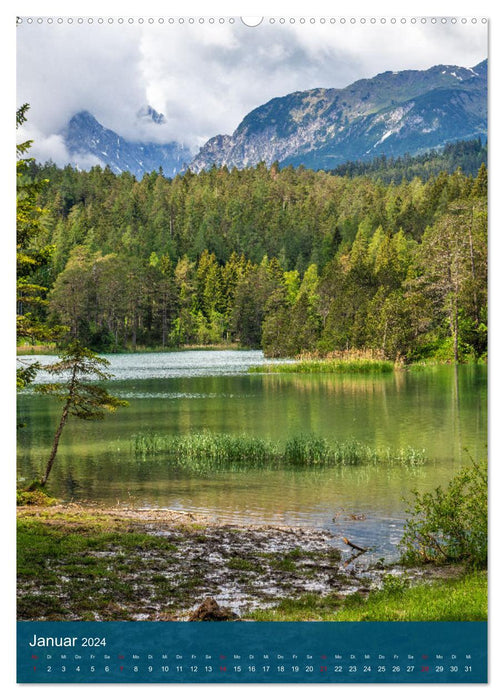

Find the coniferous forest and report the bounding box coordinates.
[19,142,487,363]
[16,8,490,633]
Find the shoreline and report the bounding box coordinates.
[16,343,252,356]
[17,504,482,622]
[17,344,487,370]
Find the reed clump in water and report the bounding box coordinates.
[249,358,395,374]
[132,432,426,470]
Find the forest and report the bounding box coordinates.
[17,110,488,627]
[18,141,487,363]
[330,138,487,183]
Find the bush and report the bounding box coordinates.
[381,573,410,594]
[400,462,487,567]
[17,485,58,506]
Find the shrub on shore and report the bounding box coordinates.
[400,461,487,567]
[17,485,58,506]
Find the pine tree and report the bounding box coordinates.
[17,105,65,387]
[34,341,128,487]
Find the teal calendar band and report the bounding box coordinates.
[17,621,487,684]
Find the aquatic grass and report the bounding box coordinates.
[249,359,395,374]
[132,432,426,471]
[284,434,329,465]
[133,432,275,465]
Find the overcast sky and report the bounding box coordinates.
[16,17,488,166]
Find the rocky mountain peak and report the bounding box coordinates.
[63,111,191,179]
[189,59,487,173]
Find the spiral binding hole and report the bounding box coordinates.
[16,16,487,26]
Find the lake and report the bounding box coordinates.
[17,350,487,560]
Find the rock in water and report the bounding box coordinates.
[188,597,238,621]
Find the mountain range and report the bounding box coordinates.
[64,110,191,179]
[62,59,487,177]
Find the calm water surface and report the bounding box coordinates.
[17,351,487,559]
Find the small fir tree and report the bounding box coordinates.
[35,342,128,487]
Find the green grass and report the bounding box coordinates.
[249,359,395,374]
[132,432,426,470]
[17,518,183,620]
[228,557,264,572]
[249,570,487,621]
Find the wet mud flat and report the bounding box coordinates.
[17,505,457,621]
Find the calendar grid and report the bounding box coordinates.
[18,621,487,683]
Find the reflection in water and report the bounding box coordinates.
[17,353,487,559]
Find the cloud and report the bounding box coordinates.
[17,19,488,159]
[17,121,105,169]
[17,22,145,133]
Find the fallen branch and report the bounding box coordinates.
[343,549,366,567]
[342,537,368,552]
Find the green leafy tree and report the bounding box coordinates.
[417,200,487,362]
[123,257,146,349]
[17,104,65,387]
[365,286,414,359]
[48,246,95,339]
[290,290,322,354]
[283,269,301,305]
[16,105,46,252]
[262,264,322,357]
[35,342,128,487]
[94,253,129,349]
[471,162,487,198]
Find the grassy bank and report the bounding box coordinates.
[132,432,426,469]
[16,343,58,355]
[17,506,485,622]
[105,343,248,354]
[249,570,487,622]
[250,359,395,374]
[16,507,346,621]
[17,511,181,620]
[17,342,248,356]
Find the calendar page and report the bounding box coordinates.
[16,14,488,684]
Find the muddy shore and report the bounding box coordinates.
[17,504,464,621]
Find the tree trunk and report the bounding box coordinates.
[40,363,77,486]
[381,318,388,355]
[467,206,479,325]
[40,401,70,486]
[162,292,167,348]
[452,295,459,364]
